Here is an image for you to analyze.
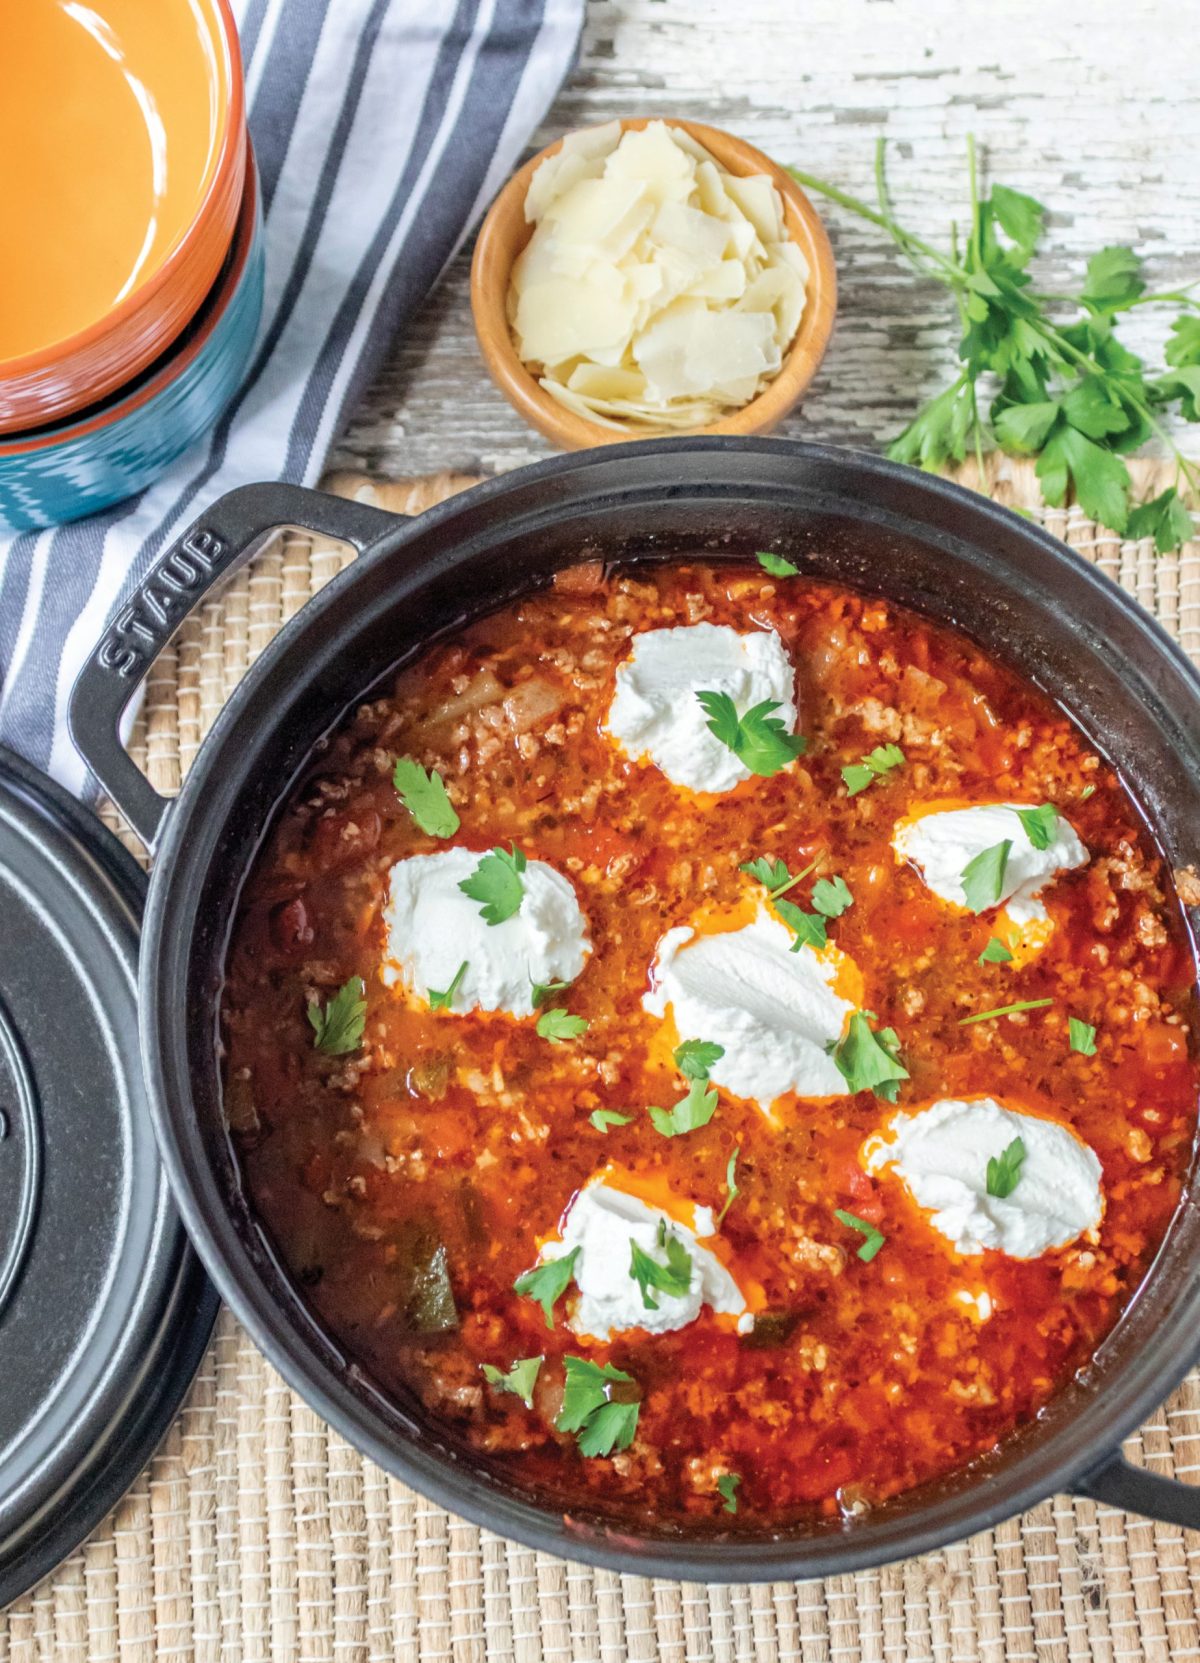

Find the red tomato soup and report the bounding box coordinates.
[221,560,1199,1530]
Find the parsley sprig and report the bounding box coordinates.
[831,1011,909,1102]
[428,960,468,1011]
[536,1008,589,1043]
[459,844,527,925]
[696,691,806,778]
[740,851,821,902]
[961,839,1011,913]
[675,1039,725,1079]
[842,744,905,796]
[392,758,460,837]
[1016,803,1060,851]
[649,1040,723,1137]
[790,138,1200,550]
[834,1209,886,1262]
[513,1247,579,1329]
[986,1137,1026,1199]
[556,1356,641,1458]
[978,936,1014,966]
[481,1356,542,1408]
[629,1221,693,1310]
[959,998,1053,1026]
[1069,1017,1098,1055]
[307,977,367,1055]
[649,1079,718,1138]
[589,1108,633,1133]
[716,1146,741,1226]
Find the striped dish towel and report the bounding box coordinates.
[0,0,583,798]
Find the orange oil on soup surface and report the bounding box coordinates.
[0,0,227,360]
[220,560,1200,1532]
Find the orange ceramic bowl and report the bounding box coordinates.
[0,0,246,435]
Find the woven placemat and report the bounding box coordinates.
[5,455,1199,1663]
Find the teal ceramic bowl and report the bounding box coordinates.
[0,151,263,533]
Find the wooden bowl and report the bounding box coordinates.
[471,118,837,450]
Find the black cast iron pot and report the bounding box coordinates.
[69,439,1200,1579]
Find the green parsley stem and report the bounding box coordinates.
[768,853,821,901]
[788,163,960,282]
[959,998,1054,1026]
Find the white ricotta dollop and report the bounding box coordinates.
[382,847,589,1016]
[865,1097,1103,1258]
[644,907,855,1109]
[605,622,798,792]
[893,803,1087,923]
[541,1179,746,1341]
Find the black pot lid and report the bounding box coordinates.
[0,747,216,1608]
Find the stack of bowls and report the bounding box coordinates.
[0,0,264,533]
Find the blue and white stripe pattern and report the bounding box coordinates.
[0,0,582,796]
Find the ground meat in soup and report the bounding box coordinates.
[220,559,1199,1531]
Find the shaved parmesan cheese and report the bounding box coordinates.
[509,121,808,430]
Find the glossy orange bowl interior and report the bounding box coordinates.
[0,0,244,432]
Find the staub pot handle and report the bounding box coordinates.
[68,483,396,852]
[1073,1452,1200,1530]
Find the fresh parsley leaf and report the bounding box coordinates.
[1015,803,1059,851]
[536,1008,588,1043]
[649,1078,719,1138]
[1127,487,1195,553]
[985,1136,1026,1199]
[458,844,527,925]
[740,855,794,891]
[832,1012,909,1102]
[513,1247,580,1329]
[1038,423,1131,534]
[842,744,905,796]
[959,998,1054,1025]
[887,375,974,471]
[575,1400,641,1459]
[481,1356,542,1408]
[834,1209,886,1263]
[960,839,1012,913]
[978,936,1014,966]
[696,691,806,778]
[1153,364,1200,423]
[307,977,367,1055]
[674,1038,725,1081]
[756,551,799,578]
[428,960,468,1011]
[990,184,1044,256]
[717,1473,741,1514]
[716,1145,741,1226]
[1082,246,1144,312]
[556,1356,640,1458]
[994,399,1059,454]
[811,875,853,918]
[530,977,570,1008]
[1166,315,1200,369]
[1069,1016,1098,1055]
[740,852,820,899]
[629,1225,692,1310]
[589,1108,633,1133]
[773,897,827,951]
[392,758,460,838]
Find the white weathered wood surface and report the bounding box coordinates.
[330,0,1199,482]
